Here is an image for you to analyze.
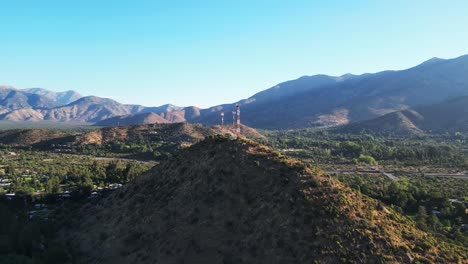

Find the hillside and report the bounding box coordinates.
[414,96,468,133]
[0,123,264,150]
[73,123,214,146]
[73,123,265,146]
[0,108,45,121]
[0,86,59,110]
[55,137,466,263]
[94,112,170,126]
[0,123,210,148]
[340,96,468,135]
[0,129,71,146]
[39,96,134,122]
[337,110,425,136]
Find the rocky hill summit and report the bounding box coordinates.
[57,137,466,263]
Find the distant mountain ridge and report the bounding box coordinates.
[179,54,468,129]
[0,86,59,110]
[0,87,187,123]
[22,88,82,105]
[95,112,170,126]
[2,54,468,128]
[114,54,466,129]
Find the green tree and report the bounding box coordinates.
[106,160,127,183]
[125,162,147,182]
[45,176,61,194]
[416,206,428,230]
[428,213,442,231]
[358,154,378,165]
[341,141,363,158]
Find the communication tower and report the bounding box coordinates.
[236,104,241,138]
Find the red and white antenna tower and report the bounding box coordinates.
[236,104,241,138]
[220,112,224,126]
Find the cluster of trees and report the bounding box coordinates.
[0,148,156,263]
[68,140,177,160]
[0,150,153,197]
[335,174,468,246]
[353,154,378,165]
[0,199,68,263]
[265,129,468,168]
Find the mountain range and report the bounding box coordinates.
[1,54,468,131]
[0,86,82,111]
[184,55,468,129]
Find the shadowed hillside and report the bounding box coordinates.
[337,110,425,136]
[56,137,466,263]
[0,129,72,146]
[339,96,468,135]
[94,112,170,126]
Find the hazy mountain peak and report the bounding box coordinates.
[335,73,357,81]
[73,95,113,104]
[157,103,184,112]
[418,57,445,67]
[0,85,18,91]
[22,87,82,105]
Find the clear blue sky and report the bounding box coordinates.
[1,0,467,107]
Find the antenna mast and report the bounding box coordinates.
[236,104,241,138]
